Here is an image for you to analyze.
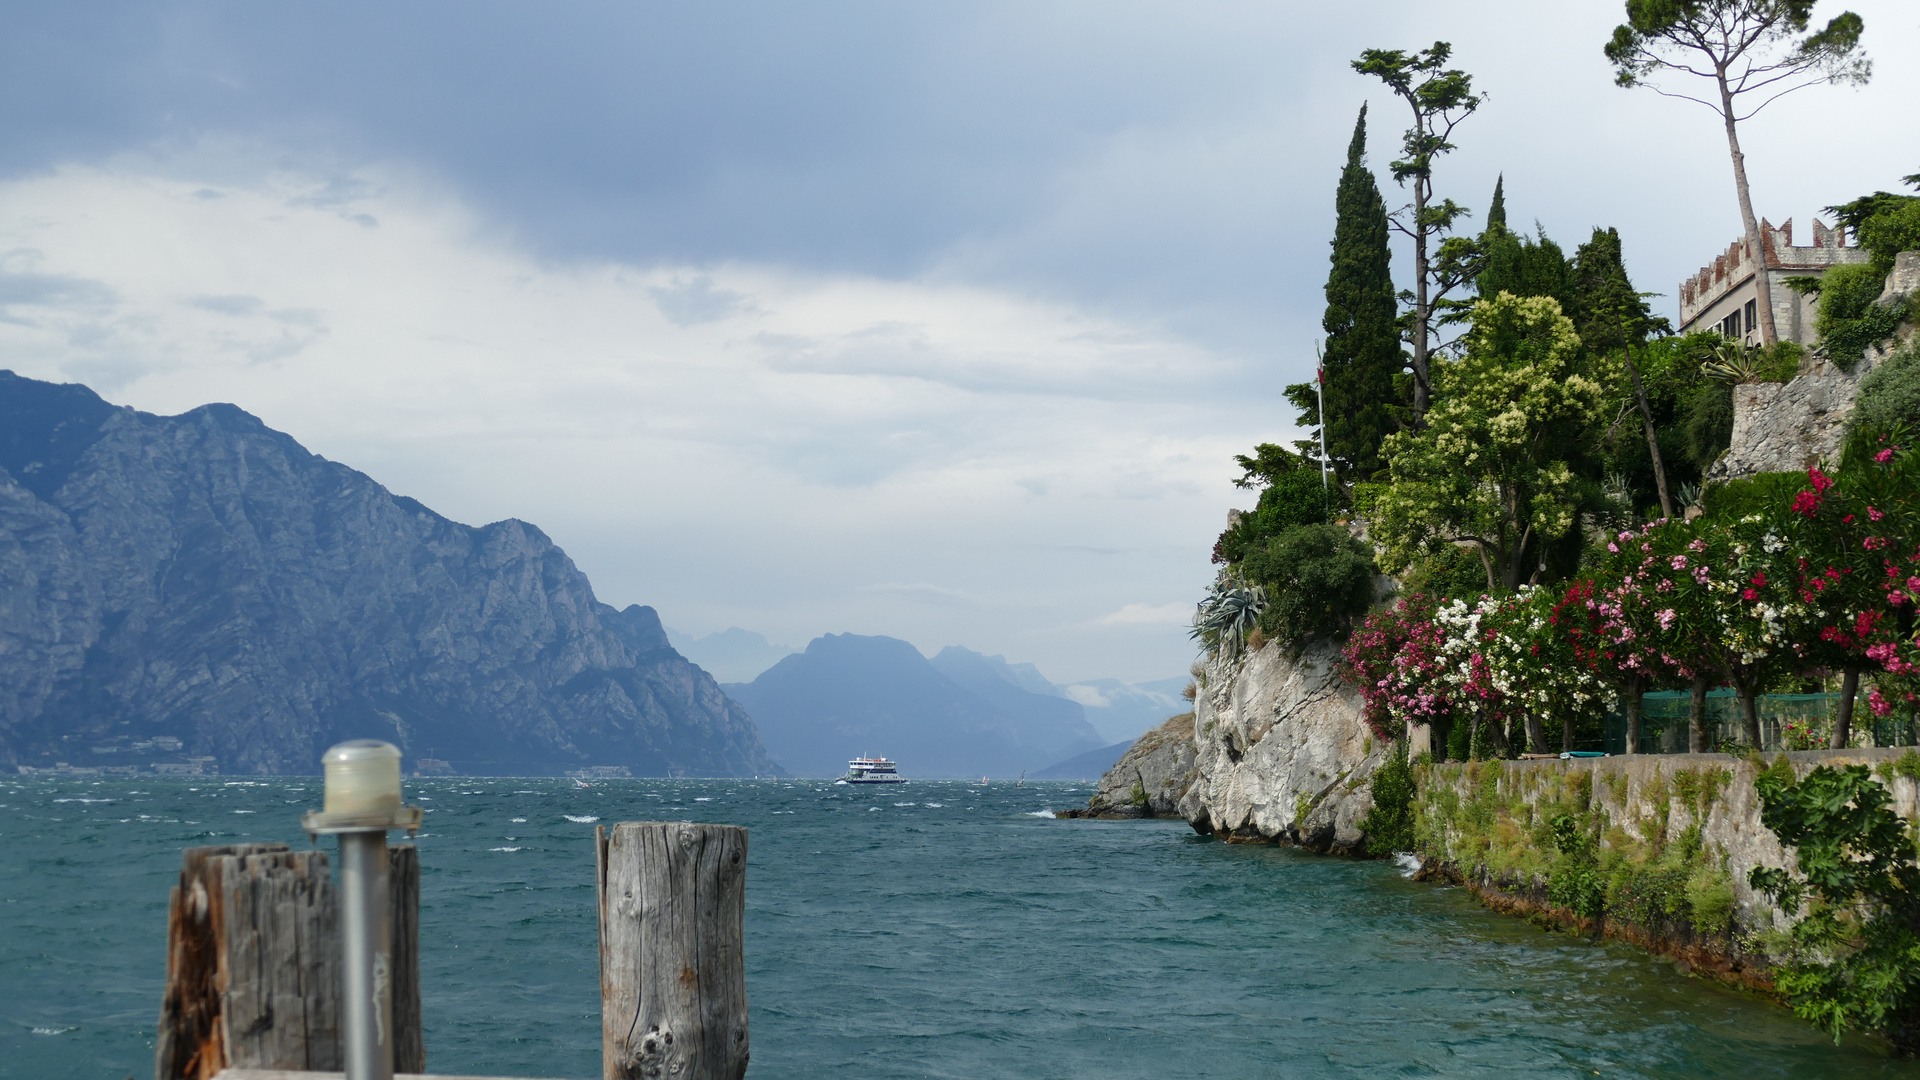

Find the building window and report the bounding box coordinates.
[1721,312,1741,339]
[1744,298,1758,334]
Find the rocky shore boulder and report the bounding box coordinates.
[1058,711,1196,818]
[1177,638,1388,853]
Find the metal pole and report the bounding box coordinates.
[339,829,394,1080]
[1315,343,1329,494]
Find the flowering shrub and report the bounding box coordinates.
[1342,431,1920,754]
[1341,592,1453,743]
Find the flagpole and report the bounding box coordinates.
[1315,342,1329,495]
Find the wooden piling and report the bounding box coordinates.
[156,843,423,1079]
[596,823,748,1080]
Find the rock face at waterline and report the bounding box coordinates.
[1176,639,1390,852]
[1059,711,1197,817]
[0,370,781,777]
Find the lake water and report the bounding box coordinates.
[3,775,1916,1079]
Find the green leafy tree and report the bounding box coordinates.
[1606,0,1872,347]
[1750,762,1920,1051]
[1573,226,1678,517]
[1827,172,1920,273]
[1212,444,1331,565]
[1367,293,1607,590]
[1353,42,1484,421]
[1242,524,1378,650]
[1291,105,1402,484]
[1479,225,1574,314]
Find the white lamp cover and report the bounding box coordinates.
[322,739,404,814]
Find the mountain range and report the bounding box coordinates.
[0,371,779,776]
[665,626,800,684]
[722,634,1111,778]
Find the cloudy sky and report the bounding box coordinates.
[0,2,1914,684]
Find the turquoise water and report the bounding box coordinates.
[3,776,1917,1079]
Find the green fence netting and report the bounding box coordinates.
[1598,690,1912,754]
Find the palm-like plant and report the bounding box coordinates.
[1190,576,1268,658]
[1701,342,1763,385]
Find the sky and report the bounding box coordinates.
[0,2,1914,685]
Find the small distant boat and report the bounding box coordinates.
[838,756,906,784]
[573,777,592,789]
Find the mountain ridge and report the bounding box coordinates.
[0,370,781,776]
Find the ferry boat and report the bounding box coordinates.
[838,756,906,784]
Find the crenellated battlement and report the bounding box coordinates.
[1678,218,1861,329]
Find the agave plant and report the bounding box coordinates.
[1190,576,1268,659]
[1700,341,1762,385]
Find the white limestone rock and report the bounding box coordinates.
[1177,638,1389,853]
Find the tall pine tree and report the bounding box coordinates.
[1292,104,1400,484]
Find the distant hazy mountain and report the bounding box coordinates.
[666,626,799,683]
[722,634,1105,778]
[0,370,780,777]
[1031,738,1136,781]
[1057,676,1190,744]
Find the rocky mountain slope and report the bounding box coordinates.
[723,634,1104,777]
[1057,711,1196,816]
[1178,640,1387,852]
[0,370,780,776]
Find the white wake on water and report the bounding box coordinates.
[564,814,598,823]
[1025,810,1056,819]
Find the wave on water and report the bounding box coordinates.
[31,1026,77,1036]
[1026,810,1056,819]
[511,817,527,823]
[489,846,522,852]
[564,814,598,823]
[924,803,943,808]
[1395,853,1422,877]
[694,797,713,802]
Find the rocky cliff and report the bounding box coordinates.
[1057,711,1196,818]
[1177,639,1389,853]
[1710,251,1918,483]
[0,371,781,776]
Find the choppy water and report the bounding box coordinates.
[3,776,1917,1078]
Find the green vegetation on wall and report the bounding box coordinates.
[1413,761,1737,940]
[1748,756,1920,1050]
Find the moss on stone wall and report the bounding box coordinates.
[1414,760,1738,944]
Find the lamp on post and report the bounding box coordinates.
[304,740,423,1080]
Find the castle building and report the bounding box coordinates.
[1677,218,1868,347]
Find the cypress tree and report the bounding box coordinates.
[1311,104,1400,483]
[1486,174,1507,233]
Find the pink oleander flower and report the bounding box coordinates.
[1810,467,1833,493]
[1607,542,1618,553]
[1869,686,1893,717]
[1875,448,1896,464]
[1792,490,1822,518]
[1869,506,1886,522]
[1656,608,1677,631]
[1670,555,1688,570]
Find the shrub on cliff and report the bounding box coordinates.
[1816,262,1908,372]
[1359,740,1414,856]
[1851,337,1920,439]
[1213,444,1330,566]
[1242,524,1376,650]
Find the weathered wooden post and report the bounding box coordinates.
[596,823,749,1080]
[154,843,423,1079]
